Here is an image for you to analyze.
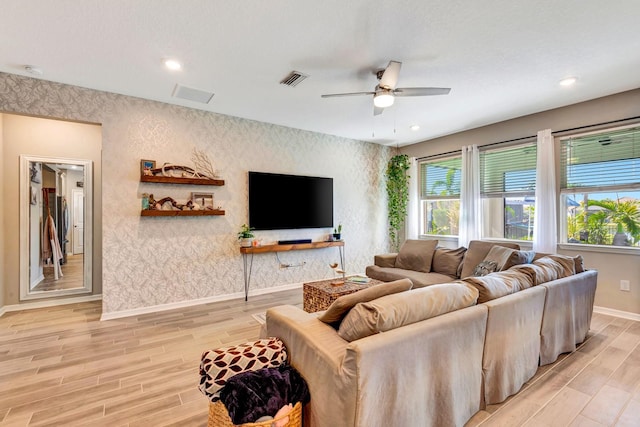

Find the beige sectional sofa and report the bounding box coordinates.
[265,241,597,427]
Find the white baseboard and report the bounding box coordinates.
[100,282,303,321]
[0,294,102,317]
[593,305,640,322]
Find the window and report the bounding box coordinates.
[560,125,640,247]
[419,156,461,236]
[480,142,537,240]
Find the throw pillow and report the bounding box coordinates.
[482,246,531,271]
[337,283,479,342]
[198,337,287,402]
[318,278,414,325]
[394,239,438,273]
[431,247,467,278]
[472,260,498,277]
[459,241,521,279]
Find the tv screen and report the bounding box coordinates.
[249,172,333,230]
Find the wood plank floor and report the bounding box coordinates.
[33,254,84,292]
[0,289,638,426]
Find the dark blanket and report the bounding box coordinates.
[220,364,310,424]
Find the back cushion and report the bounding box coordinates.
[462,269,534,303]
[535,255,576,278]
[318,278,414,325]
[510,263,558,286]
[337,283,479,342]
[394,239,438,273]
[431,247,467,278]
[459,241,520,279]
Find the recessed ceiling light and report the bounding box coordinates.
[163,58,182,71]
[559,76,577,86]
[410,125,420,131]
[24,65,43,75]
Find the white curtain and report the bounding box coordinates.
[459,145,481,247]
[533,129,557,253]
[406,157,419,240]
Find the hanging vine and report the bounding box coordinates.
[386,154,411,251]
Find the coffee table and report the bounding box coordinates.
[303,276,383,313]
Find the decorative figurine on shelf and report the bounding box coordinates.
[141,193,150,210]
[329,262,346,286]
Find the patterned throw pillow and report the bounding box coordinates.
[199,337,287,402]
[472,260,498,277]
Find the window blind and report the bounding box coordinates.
[560,126,640,192]
[480,142,537,197]
[419,156,461,199]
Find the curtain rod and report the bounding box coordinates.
[415,115,640,162]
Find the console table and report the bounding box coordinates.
[239,241,344,301]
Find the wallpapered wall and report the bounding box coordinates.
[0,72,392,315]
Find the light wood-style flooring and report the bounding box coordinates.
[0,289,638,426]
[33,254,84,292]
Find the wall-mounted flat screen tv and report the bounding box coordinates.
[249,171,333,230]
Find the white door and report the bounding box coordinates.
[72,189,84,254]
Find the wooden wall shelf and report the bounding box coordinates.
[240,240,344,254]
[141,209,225,217]
[140,175,225,186]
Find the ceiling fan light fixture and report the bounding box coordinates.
[373,91,394,108]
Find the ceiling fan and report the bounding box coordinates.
[321,60,451,115]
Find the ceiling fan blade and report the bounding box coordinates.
[378,61,402,89]
[394,87,451,97]
[374,105,384,116]
[321,91,375,98]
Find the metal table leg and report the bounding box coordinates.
[242,252,254,301]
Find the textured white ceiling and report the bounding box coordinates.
[1,0,640,146]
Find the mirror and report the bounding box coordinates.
[19,155,93,300]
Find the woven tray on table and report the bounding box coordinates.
[208,401,302,427]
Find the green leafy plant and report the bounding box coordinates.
[237,224,255,240]
[386,154,410,251]
[334,224,342,234]
[587,199,640,245]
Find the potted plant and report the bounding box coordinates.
[333,224,342,241]
[237,224,255,247]
[386,154,410,251]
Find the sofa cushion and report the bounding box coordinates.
[510,263,558,286]
[536,255,576,278]
[573,254,585,273]
[462,269,534,303]
[338,283,479,342]
[365,265,456,288]
[318,278,413,325]
[394,239,438,273]
[483,246,534,271]
[459,241,520,279]
[432,247,467,278]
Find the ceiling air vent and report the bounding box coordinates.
[280,71,309,87]
[172,84,214,104]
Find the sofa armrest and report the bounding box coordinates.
[374,253,398,268]
[265,305,356,427]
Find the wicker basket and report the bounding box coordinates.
[208,400,302,427]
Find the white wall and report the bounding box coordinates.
[0,72,392,315]
[403,88,640,315]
